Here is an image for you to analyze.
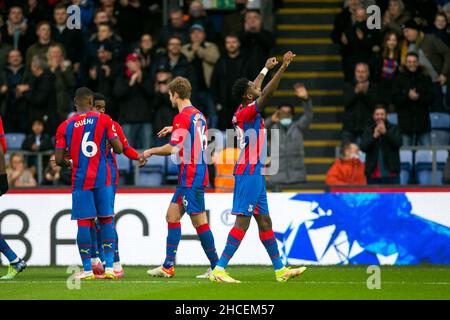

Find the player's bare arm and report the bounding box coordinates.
[143,144,179,158]
[109,138,123,154]
[253,57,279,90]
[257,51,296,110]
[157,126,173,138]
[54,149,72,168]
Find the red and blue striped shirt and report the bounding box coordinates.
[232,100,267,175]
[169,106,209,187]
[55,112,118,191]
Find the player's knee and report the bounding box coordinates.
[235,218,250,232]
[166,214,180,224]
[258,215,272,231]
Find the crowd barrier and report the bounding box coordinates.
[0,187,449,266]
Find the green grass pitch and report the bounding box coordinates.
[0,266,449,300]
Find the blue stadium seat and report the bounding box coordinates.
[436,150,449,185]
[400,150,413,185]
[431,130,450,146]
[166,155,179,183]
[115,153,131,185]
[137,155,165,187]
[429,112,450,130]
[415,150,434,185]
[5,133,26,150]
[387,113,398,125]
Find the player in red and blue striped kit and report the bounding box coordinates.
[88,93,147,279]
[143,77,218,278]
[0,116,27,280]
[210,52,307,283]
[55,87,123,280]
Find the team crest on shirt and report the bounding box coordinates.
[248,204,254,212]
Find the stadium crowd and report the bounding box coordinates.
[1,0,450,187]
[327,0,450,185]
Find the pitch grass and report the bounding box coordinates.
[0,265,449,300]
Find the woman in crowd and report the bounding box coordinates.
[6,153,37,187]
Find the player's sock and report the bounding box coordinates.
[96,221,106,264]
[162,222,181,269]
[98,217,116,269]
[113,218,120,263]
[217,227,246,269]
[259,229,284,270]
[0,234,18,263]
[195,223,218,269]
[77,219,93,272]
[90,221,98,261]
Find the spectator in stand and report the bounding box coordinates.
[88,41,119,118]
[43,154,71,186]
[21,119,53,152]
[443,3,450,23]
[381,0,411,37]
[223,0,248,36]
[151,68,176,146]
[392,52,433,146]
[47,45,76,122]
[71,0,95,34]
[432,12,450,46]
[133,33,157,74]
[239,10,275,80]
[87,23,122,67]
[114,53,153,148]
[344,7,381,78]
[265,83,314,188]
[116,0,150,47]
[91,8,110,33]
[52,3,84,73]
[26,0,51,29]
[101,0,119,28]
[6,152,37,187]
[157,8,189,48]
[331,0,362,81]
[211,34,250,130]
[17,55,57,134]
[153,36,196,87]
[181,24,220,128]
[326,142,367,185]
[360,105,401,184]
[342,63,379,144]
[0,33,12,71]
[401,19,450,112]
[371,31,401,112]
[25,21,63,68]
[2,49,28,133]
[0,6,35,57]
[186,0,217,42]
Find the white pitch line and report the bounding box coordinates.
[0,280,449,285]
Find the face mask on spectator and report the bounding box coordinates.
[350,153,360,160]
[280,118,292,126]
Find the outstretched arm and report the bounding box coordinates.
[143,144,179,158]
[257,51,296,110]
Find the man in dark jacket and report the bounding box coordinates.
[21,119,53,152]
[157,8,190,48]
[211,34,250,130]
[52,3,84,71]
[239,10,275,80]
[2,49,28,133]
[17,55,57,134]
[342,62,379,145]
[0,6,35,58]
[392,52,433,146]
[153,36,196,89]
[360,105,402,185]
[114,53,153,149]
[402,19,450,112]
